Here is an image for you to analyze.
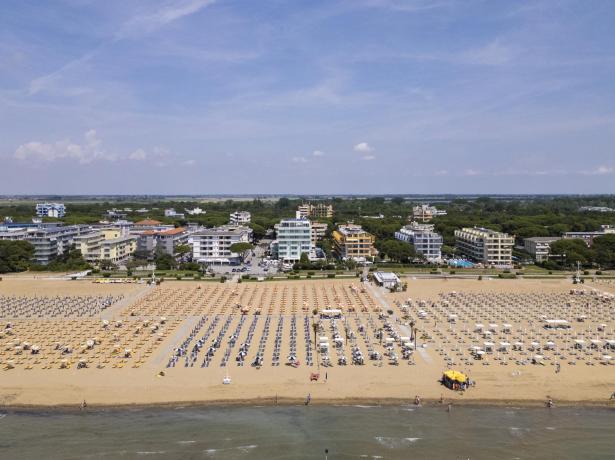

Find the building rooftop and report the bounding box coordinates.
[134,219,162,226]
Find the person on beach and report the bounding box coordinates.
[609,392,615,400]
[546,398,554,408]
[80,400,87,410]
[414,395,421,406]
[447,403,452,413]
[556,362,560,373]
[305,393,311,405]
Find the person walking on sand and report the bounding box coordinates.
[305,393,312,405]
[609,391,615,400]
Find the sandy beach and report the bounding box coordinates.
[1,277,615,409]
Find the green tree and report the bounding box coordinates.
[549,239,591,267]
[175,244,192,258]
[379,240,415,263]
[0,240,34,273]
[229,242,254,260]
[154,250,177,270]
[592,234,615,269]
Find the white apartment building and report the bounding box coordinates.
[523,237,561,262]
[395,222,443,261]
[229,211,251,226]
[0,224,96,265]
[412,204,446,222]
[454,227,514,267]
[275,214,312,262]
[191,225,253,264]
[186,207,205,215]
[36,202,66,218]
[164,208,185,219]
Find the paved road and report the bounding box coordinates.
[364,280,433,365]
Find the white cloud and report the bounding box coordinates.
[119,0,217,38]
[128,148,147,161]
[582,165,614,175]
[463,169,481,176]
[292,156,309,163]
[353,142,373,153]
[363,155,376,161]
[312,150,325,157]
[14,129,114,164]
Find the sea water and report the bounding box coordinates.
[0,405,614,459]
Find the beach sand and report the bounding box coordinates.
[1,277,614,408]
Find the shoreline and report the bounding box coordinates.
[3,396,615,413]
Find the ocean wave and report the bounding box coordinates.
[177,440,196,444]
[136,451,167,455]
[374,436,421,448]
[204,444,258,456]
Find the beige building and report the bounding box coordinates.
[332,224,377,261]
[297,203,334,219]
[454,227,514,266]
[74,232,104,263]
[101,235,137,263]
[75,228,137,264]
[310,221,328,245]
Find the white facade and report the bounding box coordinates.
[229,211,251,226]
[395,222,443,261]
[412,204,446,222]
[186,207,205,215]
[276,215,312,262]
[36,203,66,218]
[164,208,185,219]
[454,227,514,267]
[192,225,253,264]
[524,237,561,262]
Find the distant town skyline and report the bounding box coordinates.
[1,0,614,194]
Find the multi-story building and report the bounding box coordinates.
[164,208,185,219]
[74,231,104,263]
[297,203,334,219]
[332,224,377,261]
[191,225,253,264]
[454,227,514,267]
[395,222,443,261]
[101,235,137,263]
[36,202,66,218]
[186,207,205,215]
[229,211,251,226]
[562,226,615,246]
[0,224,96,265]
[156,227,190,255]
[310,222,328,246]
[523,237,561,262]
[412,204,446,222]
[275,215,312,262]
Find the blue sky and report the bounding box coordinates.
[1,0,614,194]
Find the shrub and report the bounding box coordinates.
[596,270,603,275]
[102,272,111,278]
[327,273,336,278]
[220,276,227,283]
[478,275,483,280]
[449,270,456,275]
